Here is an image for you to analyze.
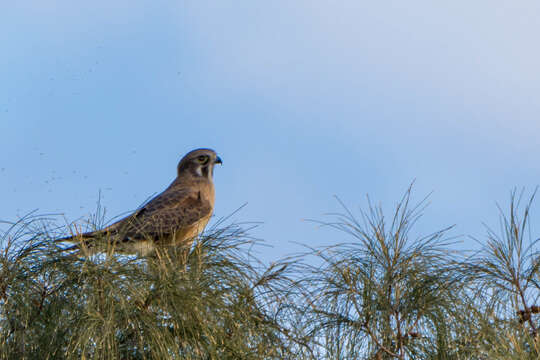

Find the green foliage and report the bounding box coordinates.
[0,187,538,359]
[462,189,540,359]
[297,187,465,359]
[0,216,298,359]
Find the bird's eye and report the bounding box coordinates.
[197,155,209,164]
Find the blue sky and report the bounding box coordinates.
[2,1,540,261]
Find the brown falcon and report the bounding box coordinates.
[60,148,222,255]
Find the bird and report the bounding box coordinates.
[59,148,222,255]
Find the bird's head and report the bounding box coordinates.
[177,148,222,179]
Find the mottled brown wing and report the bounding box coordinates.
[99,188,212,242]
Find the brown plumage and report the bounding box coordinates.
[60,148,222,255]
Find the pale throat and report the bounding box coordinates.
[194,165,212,179]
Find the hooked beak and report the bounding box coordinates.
[214,156,223,165]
